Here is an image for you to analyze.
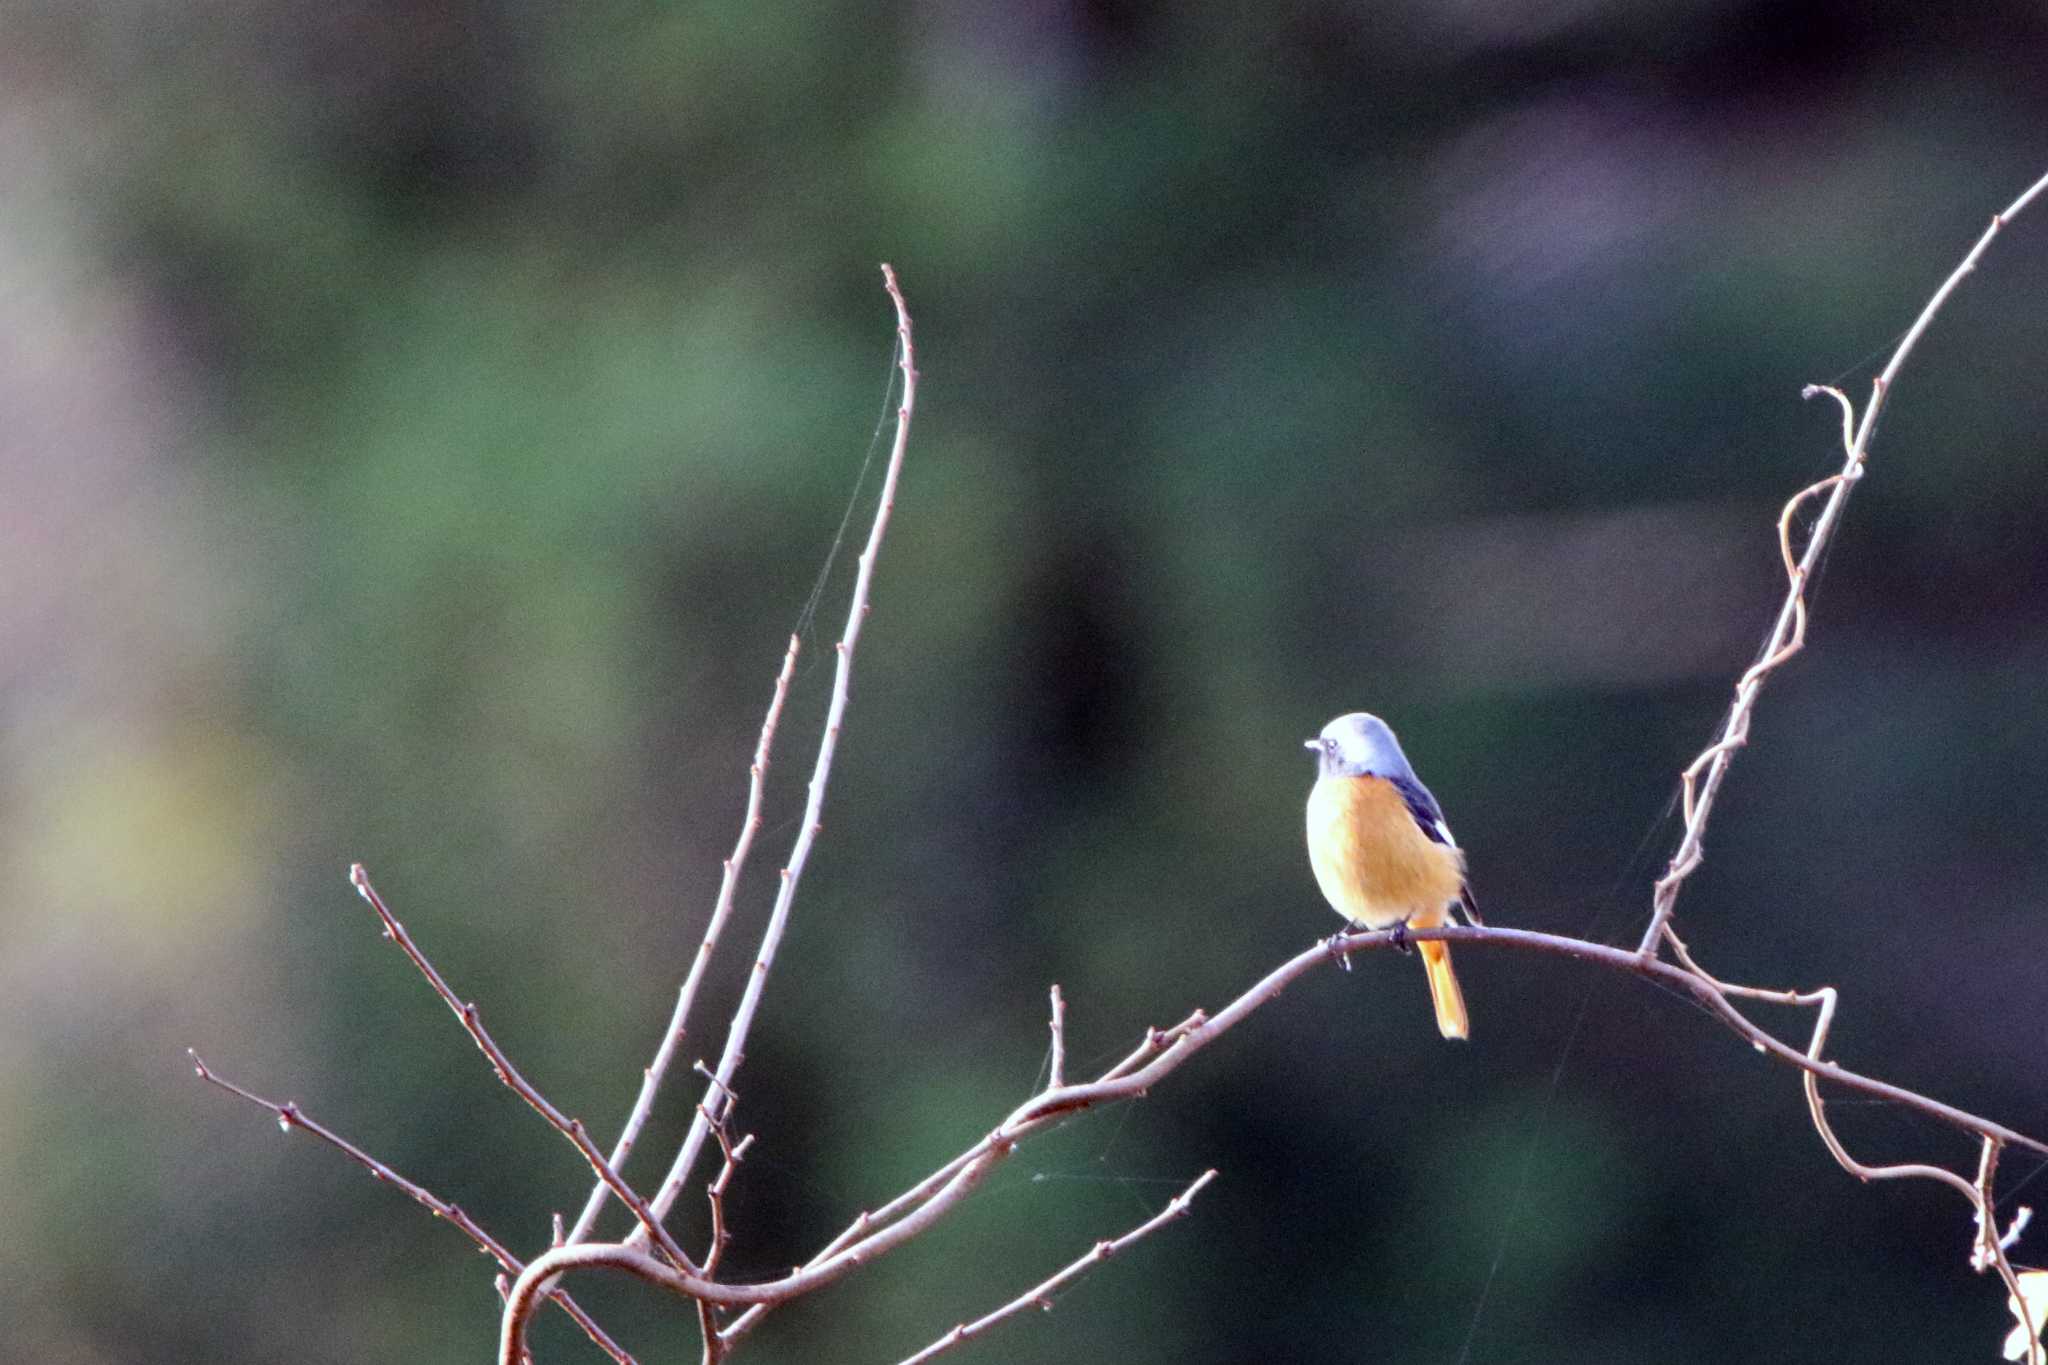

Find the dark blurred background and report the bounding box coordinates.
[5,1,2047,1361]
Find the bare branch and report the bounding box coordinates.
[697,1300,726,1365]
[694,1124,756,1365]
[1662,923,1825,1008]
[1976,1142,2043,1365]
[1097,1011,1209,1084]
[502,1243,700,1365]
[569,633,800,1245]
[492,915,2048,1361]
[1624,166,2048,1355]
[1797,988,1980,1202]
[1976,1140,2006,1270]
[347,864,698,1272]
[637,262,921,1233]
[188,1051,636,1365]
[230,176,2048,1363]
[1047,985,1067,1091]
[1654,907,2044,1357]
[1638,165,2048,956]
[704,1125,755,1276]
[894,1169,1219,1365]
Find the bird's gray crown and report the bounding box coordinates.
[1305,711,1414,780]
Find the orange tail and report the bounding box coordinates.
[1419,940,1469,1040]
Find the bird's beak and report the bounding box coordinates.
[1303,738,1319,751]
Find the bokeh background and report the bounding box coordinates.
[6,2,2048,1361]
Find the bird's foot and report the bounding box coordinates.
[1389,921,1413,955]
[1322,930,1354,972]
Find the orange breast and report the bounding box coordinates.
[1305,775,1465,930]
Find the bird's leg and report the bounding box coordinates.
[1389,918,1413,954]
[1323,930,1354,972]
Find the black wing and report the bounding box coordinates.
[1390,773,1482,925]
[1389,773,1452,845]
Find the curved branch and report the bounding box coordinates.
[1798,986,1978,1202]
[501,920,2048,1360]
[1798,995,2040,1364]
[1408,925,2046,1157]
[568,633,800,1245]
[1639,165,2048,955]
[346,866,697,1273]
[501,1243,697,1364]
[637,262,921,1234]
[188,1052,637,1365]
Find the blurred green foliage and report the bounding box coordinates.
[4,1,2047,1361]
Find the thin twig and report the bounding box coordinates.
[694,1124,755,1363]
[698,1300,726,1365]
[636,262,920,1234]
[722,1017,1209,1345]
[1662,930,2004,1206]
[1977,1140,2007,1270]
[722,1005,1208,1342]
[1638,165,2048,957]
[1099,1011,1208,1082]
[494,916,2048,1362]
[704,1127,756,1276]
[1797,988,1980,1202]
[569,634,800,1245]
[188,1051,636,1365]
[1769,969,2046,1365]
[716,916,2047,1342]
[347,864,698,1272]
[1636,164,2048,1357]
[893,1169,1219,1365]
[1798,1001,2040,1363]
[1663,924,1826,1008]
[1047,985,1067,1091]
[1979,1142,2042,1365]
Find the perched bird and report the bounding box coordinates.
[1304,712,1477,1040]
